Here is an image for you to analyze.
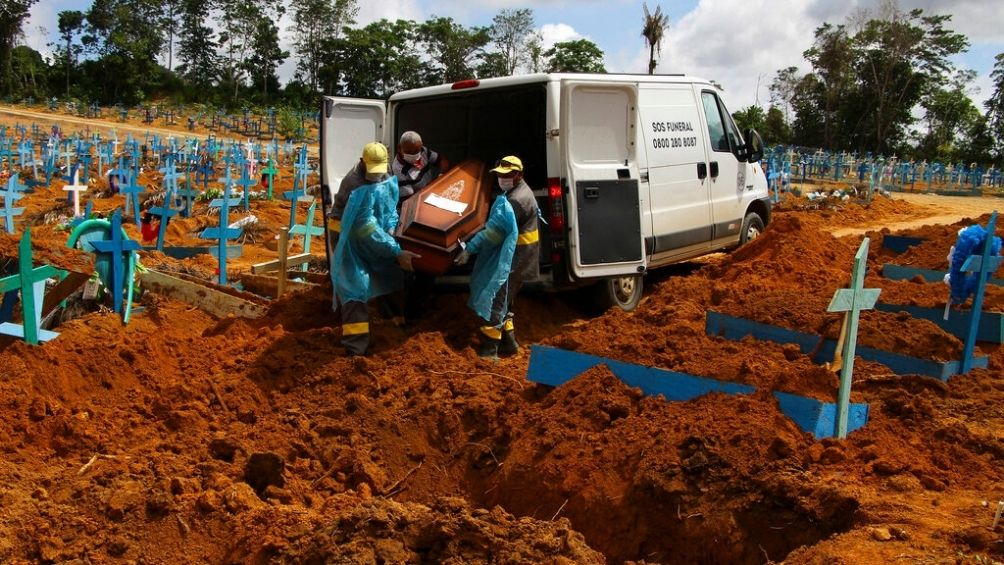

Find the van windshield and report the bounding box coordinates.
[392,85,548,188]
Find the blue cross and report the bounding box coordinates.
[1,173,27,233]
[289,200,325,271]
[89,210,141,315]
[200,169,243,285]
[118,169,145,225]
[827,238,881,438]
[236,157,257,211]
[959,212,1002,374]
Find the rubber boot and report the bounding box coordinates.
[499,329,519,357]
[478,326,501,359]
[499,317,519,357]
[479,336,500,359]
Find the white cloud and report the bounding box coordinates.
[538,23,583,50]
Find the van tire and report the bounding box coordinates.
[740,212,765,245]
[593,275,644,312]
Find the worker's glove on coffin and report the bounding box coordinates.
[454,248,471,266]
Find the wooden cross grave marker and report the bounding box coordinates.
[63,166,89,217]
[0,228,62,344]
[89,209,141,317]
[959,211,1001,374]
[826,237,881,439]
[1,173,27,234]
[289,199,324,272]
[200,169,243,285]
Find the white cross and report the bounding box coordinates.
[63,169,88,217]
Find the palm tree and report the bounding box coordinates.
[641,3,670,75]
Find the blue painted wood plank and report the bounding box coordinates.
[0,322,58,342]
[705,311,988,381]
[876,303,1004,344]
[527,345,869,439]
[774,392,869,438]
[527,345,755,401]
[882,264,1004,286]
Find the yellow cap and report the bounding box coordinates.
[362,142,389,174]
[490,155,523,174]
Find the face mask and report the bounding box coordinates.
[402,152,421,164]
[498,178,515,191]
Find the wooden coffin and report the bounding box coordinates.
[395,159,491,275]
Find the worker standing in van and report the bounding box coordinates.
[392,131,450,321]
[455,156,539,358]
[329,142,420,356]
[392,131,450,203]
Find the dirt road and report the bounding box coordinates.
[825,193,1000,237]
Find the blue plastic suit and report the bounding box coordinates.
[466,194,518,322]
[332,176,404,303]
[948,224,1002,304]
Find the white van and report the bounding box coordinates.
[320,73,771,311]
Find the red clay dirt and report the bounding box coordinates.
[1,110,1003,564]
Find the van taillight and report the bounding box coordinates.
[451,80,480,90]
[547,177,565,233]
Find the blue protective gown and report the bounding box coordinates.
[332,176,404,303]
[466,194,518,322]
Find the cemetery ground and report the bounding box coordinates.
[1,107,1003,564]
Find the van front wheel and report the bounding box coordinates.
[593,275,644,312]
[740,212,765,245]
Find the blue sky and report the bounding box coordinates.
[23,0,1004,111]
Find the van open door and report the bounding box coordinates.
[319,96,387,214]
[560,80,646,280]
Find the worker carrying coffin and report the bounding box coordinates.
[329,142,420,356]
[455,155,540,358]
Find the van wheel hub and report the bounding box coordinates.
[613,277,635,302]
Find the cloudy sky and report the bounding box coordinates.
[22,0,1004,111]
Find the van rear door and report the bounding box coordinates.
[560,80,646,280]
[319,96,387,211]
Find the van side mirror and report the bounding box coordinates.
[744,129,764,163]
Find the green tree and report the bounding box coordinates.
[986,53,1004,163]
[217,0,284,100]
[160,0,182,72]
[417,17,490,83]
[0,0,38,97]
[332,19,427,99]
[57,10,86,97]
[852,7,968,153]
[732,105,766,135]
[762,105,791,145]
[488,8,535,75]
[641,3,669,74]
[176,0,217,92]
[9,45,46,100]
[84,0,167,103]
[768,66,800,125]
[802,23,854,149]
[290,0,357,91]
[245,13,287,100]
[919,70,981,161]
[544,39,606,73]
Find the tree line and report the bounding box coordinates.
[2,0,998,167]
[731,3,1004,167]
[0,0,606,107]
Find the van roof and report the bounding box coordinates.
[389,73,717,101]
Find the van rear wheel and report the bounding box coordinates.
[593,275,643,312]
[740,212,765,245]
